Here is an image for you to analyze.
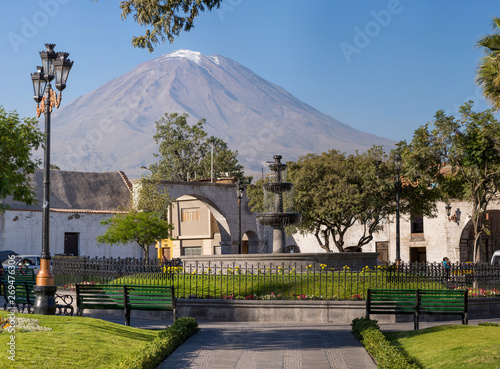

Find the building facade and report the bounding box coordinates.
[292,199,500,264]
[0,170,145,258]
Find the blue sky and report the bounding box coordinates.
[1,1,499,142]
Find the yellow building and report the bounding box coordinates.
[156,195,222,259]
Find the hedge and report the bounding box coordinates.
[119,317,199,369]
[351,317,420,369]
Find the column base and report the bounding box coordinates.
[33,285,57,315]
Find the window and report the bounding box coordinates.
[183,246,202,256]
[181,208,200,222]
[411,214,424,234]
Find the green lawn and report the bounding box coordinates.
[111,270,446,300]
[385,325,500,369]
[0,311,159,368]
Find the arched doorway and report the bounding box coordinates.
[459,210,500,262]
[242,231,259,254]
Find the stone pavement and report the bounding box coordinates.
[102,314,500,369]
[157,322,376,369]
[89,314,377,369]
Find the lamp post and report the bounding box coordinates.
[394,154,402,265]
[236,179,244,254]
[31,44,73,315]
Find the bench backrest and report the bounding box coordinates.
[75,284,126,309]
[2,281,35,305]
[368,289,468,313]
[367,289,418,313]
[418,289,468,313]
[1,268,36,283]
[76,284,176,310]
[125,285,175,310]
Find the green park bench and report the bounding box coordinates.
[1,269,73,315]
[1,268,36,312]
[1,280,36,312]
[366,289,468,330]
[75,284,177,326]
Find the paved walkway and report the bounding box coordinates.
[157,322,376,369]
[105,314,500,369]
[89,314,377,369]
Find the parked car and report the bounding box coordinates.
[1,254,42,274]
[491,250,500,266]
[0,250,18,278]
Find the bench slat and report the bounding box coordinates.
[76,284,177,326]
[366,288,468,330]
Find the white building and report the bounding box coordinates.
[291,199,500,264]
[0,170,144,258]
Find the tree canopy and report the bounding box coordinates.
[476,17,500,111]
[286,148,395,253]
[97,210,173,259]
[401,102,500,262]
[0,107,45,212]
[110,0,222,51]
[150,112,244,181]
[134,177,172,219]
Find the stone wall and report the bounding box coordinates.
[76,297,500,324]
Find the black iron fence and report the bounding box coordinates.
[52,256,171,288]
[53,256,500,300]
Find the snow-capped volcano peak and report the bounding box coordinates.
[159,49,221,66]
[160,49,203,65]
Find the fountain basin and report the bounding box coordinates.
[257,212,302,227]
[263,182,294,193]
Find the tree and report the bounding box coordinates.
[97,177,173,258]
[111,0,222,51]
[150,112,244,181]
[134,177,172,219]
[96,211,173,259]
[402,102,500,262]
[286,148,398,253]
[476,17,500,110]
[0,107,45,212]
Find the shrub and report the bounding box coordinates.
[478,322,500,327]
[351,316,420,369]
[119,317,199,369]
[351,316,379,340]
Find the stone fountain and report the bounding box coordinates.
[256,155,302,253]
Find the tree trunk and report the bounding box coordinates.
[314,226,333,253]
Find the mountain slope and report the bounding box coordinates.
[51,49,395,178]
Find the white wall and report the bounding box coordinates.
[0,209,142,258]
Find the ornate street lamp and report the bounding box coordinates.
[31,44,73,315]
[394,154,402,265]
[236,179,244,254]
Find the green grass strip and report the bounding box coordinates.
[385,325,500,369]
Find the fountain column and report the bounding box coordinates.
[272,160,285,253]
[257,155,301,253]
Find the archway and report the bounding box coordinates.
[458,210,500,262]
[242,230,259,254]
[168,194,231,257]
